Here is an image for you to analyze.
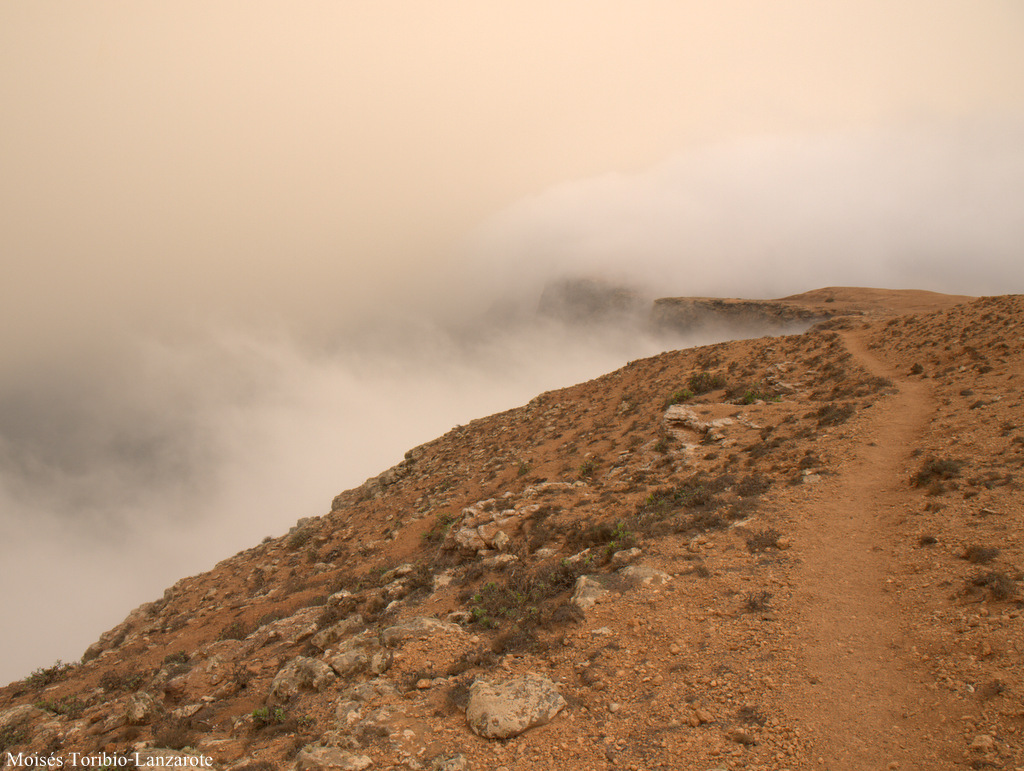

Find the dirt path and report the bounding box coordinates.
[776,329,956,769]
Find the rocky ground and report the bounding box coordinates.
[1,289,1021,771]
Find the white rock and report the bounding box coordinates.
[296,746,373,771]
[466,674,566,739]
[381,616,463,646]
[618,565,672,586]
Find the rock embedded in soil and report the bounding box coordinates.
[296,746,374,771]
[267,656,337,705]
[466,673,566,739]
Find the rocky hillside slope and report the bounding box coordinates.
[1,289,1021,771]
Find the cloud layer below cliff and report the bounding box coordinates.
[2,120,1023,683]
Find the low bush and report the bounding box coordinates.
[288,528,314,550]
[445,677,474,713]
[24,661,75,689]
[564,519,636,558]
[912,457,962,488]
[746,528,781,553]
[152,717,195,750]
[422,512,458,544]
[736,475,771,498]
[100,669,146,692]
[664,388,694,408]
[466,561,589,631]
[968,571,1017,601]
[688,371,727,395]
[35,697,85,719]
[218,620,253,641]
[744,590,772,613]
[812,403,855,427]
[0,726,27,752]
[963,545,1000,564]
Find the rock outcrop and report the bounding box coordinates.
[651,296,826,335]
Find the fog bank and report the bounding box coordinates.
[2,121,1024,684]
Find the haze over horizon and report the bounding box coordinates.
[2,1,1023,683]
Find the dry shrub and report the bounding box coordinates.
[962,545,1000,564]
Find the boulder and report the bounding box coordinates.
[257,606,321,645]
[125,691,158,725]
[0,705,47,746]
[451,526,486,554]
[618,565,672,586]
[381,617,463,646]
[268,657,337,705]
[465,674,566,739]
[311,614,366,651]
[296,747,373,771]
[326,649,370,679]
[430,756,468,771]
[609,547,641,568]
[571,575,611,611]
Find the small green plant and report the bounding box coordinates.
[466,561,587,631]
[517,460,530,477]
[577,459,597,480]
[603,521,637,557]
[252,706,289,728]
[636,477,719,522]
[739,388,779,404]
[664,388,694,408]
[470,606,497,629]
[423,512,458,544]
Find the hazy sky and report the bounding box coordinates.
[3,1,1023,361]
[1,1,1023,683]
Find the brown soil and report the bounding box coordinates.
[775,328,957,768]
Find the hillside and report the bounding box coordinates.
[2,289,1022,771]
